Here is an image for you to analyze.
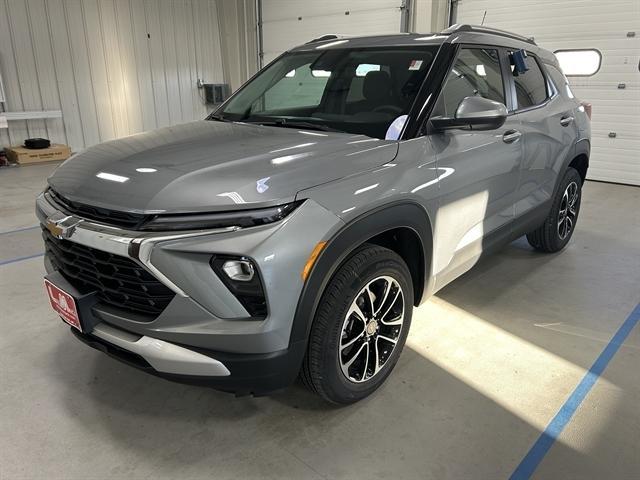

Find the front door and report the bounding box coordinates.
[427,47,523,289]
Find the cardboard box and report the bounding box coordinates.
[6,144,71,165]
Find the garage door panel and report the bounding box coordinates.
[262,10,401,62]
[261,0,402,63]
[589,111,640,125]
[591,126,640,138]
[593,142,640,158]
[585,109,640,123]
[262,0,401,21]
[455,0,638,27]
[588,166,640,185]
[457,0,640,185]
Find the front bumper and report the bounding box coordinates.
[37,191,343,392]
[71,326,307,395]
[89,322,231,376]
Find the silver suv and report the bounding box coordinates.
[38,25,590,403]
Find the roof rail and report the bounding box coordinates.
[306,34,345,44]
[441,24,536,46]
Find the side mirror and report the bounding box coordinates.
[430,96,508,131]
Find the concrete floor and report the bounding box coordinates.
[1,162,639,480]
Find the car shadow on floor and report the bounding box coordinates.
[48,332,591,479]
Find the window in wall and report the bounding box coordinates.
[554,49,601,76]
[433,48,505,118]
[511,53,548,109]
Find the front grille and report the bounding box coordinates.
[46,188,150,230]
[42,227,175,318]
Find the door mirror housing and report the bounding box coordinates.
[430,96,508,132]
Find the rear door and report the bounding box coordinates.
[506,51,578,217]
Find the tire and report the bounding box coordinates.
[301,244,413,404]
[526,167,582,253]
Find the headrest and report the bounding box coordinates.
[363,71,392,101]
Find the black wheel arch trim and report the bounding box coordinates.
[289,201,433,348]
[574,138,590,161]
[553,139,590,199]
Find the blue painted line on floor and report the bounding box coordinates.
[510,302,640,480]
[0,225,39,235]
[0,252,44,266]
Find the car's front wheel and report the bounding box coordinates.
[301,244,413,404]
[526,167,583,253]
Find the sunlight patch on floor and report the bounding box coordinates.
[406,296,620,439]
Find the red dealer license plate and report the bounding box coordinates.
[44,279,82,332]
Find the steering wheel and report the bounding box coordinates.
[372,105,404,115]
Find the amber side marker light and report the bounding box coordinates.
[302,242,327,281]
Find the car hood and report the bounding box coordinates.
[47,120,398,213]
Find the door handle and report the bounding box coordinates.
[502,130,522,143]
[560,116,574,127]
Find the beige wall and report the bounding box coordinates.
[0,0,225,151]
[218,0,259,92]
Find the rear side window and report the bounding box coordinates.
[510,53,548,109]
[433,48,505,117]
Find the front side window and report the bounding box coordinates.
[511,53,548,109]
[217,46,438,139]
[433,48,505,118]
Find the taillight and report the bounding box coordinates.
[580,101,592,120]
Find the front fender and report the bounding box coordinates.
[289,201,433,348]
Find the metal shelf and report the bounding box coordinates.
[1,111,63,121]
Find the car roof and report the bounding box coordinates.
[289,33,448,52]
[288,25,557,66]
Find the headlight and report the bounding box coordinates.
[141,201,303,231]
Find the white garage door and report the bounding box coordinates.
[456,0,640,185]
[261,0,405,64]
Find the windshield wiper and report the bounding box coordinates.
[243,118,339,133]
[207,113,230,122]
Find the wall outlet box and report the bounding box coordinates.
[203,84,230,105]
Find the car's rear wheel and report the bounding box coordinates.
[526,167,582,253]
[301,244,413,404]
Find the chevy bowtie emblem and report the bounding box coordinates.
[45,215,83,240]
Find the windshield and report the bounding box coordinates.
[214,46,438,139]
